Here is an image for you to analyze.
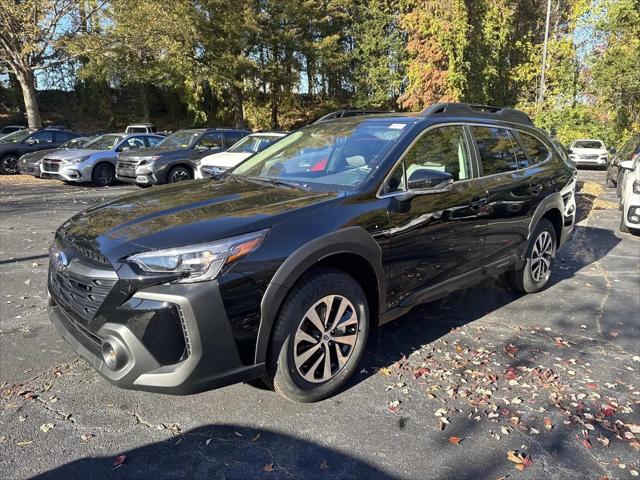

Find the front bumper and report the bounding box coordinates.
[18,163,42,177]
[573,157,608,167]
[116,164,158,185]
[48,280,264,394]
[41,162,92,182]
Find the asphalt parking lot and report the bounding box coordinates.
[1,170,639,480]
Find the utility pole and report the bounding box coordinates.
[538,0,552,107]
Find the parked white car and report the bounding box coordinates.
[618,156,640,234]
[568,139,609,168]
[195,132,286,179]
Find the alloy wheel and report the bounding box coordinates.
[1,156,19,174]
[293,295,359,383]
[171,169,190,182]
[530,230,553,282]
[96,166,114,186]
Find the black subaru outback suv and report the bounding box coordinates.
[48,103,576,402]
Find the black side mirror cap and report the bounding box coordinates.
[407,169,454,191]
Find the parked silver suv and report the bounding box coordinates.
[41,133,164,186]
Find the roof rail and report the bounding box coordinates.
[420,103,533,126]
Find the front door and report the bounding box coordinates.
[383,125,489,309]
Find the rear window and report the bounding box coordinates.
[573,140,603,149]
[471,126,519,175]
[518,132,550,165]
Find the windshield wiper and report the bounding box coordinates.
[245,176,306,191]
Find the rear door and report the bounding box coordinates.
[383,124,489,309]
[469,125,553,268]
[194,132,225,158]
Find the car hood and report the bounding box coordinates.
[21,148,58,163]
[45,149,108,161]
[571,148,607,155]
[61,178,337,250]
[119,146,191,158]
[200,152,250,168]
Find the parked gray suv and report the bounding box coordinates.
[116,128,251,186]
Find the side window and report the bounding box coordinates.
[145,136,163,147]
[29,131,53,144]
[197,133,223,149]
[224,133,245,148]
[53,131,73,142]
[518,132,550,165]
[471,126,518,175]
[122,137,146,150]
[385,126,472,193]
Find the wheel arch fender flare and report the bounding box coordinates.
[527,192,564,251]
[254,226,386,364]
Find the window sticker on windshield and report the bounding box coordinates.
[389,124,406,129]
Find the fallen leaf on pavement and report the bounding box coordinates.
[507,450,532,471]
[379,367,393,376]
[16,440,33,446]
[449,436,462,445]
[586,383,598,390]
[39,423,54,433]
[319,460,329,470]
[582,439,592,449]
[504,344,518,358]
[263,463,274,472]
[251,433,261,442]
[113,455,127,469]
[205,438,212,446]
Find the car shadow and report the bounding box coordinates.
[33,424,395,480]
[349,222,621,390]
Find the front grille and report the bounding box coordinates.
[117,158,141,169]
[50,268,117,323]
[42,158,62,172]
[579,154,598,160]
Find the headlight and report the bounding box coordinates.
[138,156,160,166]
[67,155,90,164]
[633,180,640,194]
[128,229,269,283]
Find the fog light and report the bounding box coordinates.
[102,338,127,370]
[136,175,149,183]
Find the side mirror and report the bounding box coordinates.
[407,169,454,191]
[121,146,131,151]
[619,160,635,170]
[608,147,617,154]
[25,138,36,145]
[195,145,209,152]
[567,148,574,154]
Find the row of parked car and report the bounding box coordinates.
[0,124,286,187]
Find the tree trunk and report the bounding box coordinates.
[14,68,42,128]
[232,77,245,128]
[140,84,151,122]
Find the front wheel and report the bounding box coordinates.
[91,163,115,187]
[505,218,557,294]
[167,166,192,183]
[0,154,19,174]
[266,268,369,402]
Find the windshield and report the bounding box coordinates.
[228,135,283,154]
[157,130,202,149]
[573,140,604,149]
[232,119,411,190]
[84,134,123,150]
[0,129,35,143]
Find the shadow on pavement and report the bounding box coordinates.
[34,424,395,480]
[352,223,621,386]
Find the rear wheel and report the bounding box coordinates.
[0,154,19,174]
[266,268,369,402]
[505,219,557,294]
[167,166,192,183]
[91,163,115,187]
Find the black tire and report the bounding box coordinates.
[91,163,115,187]
[265,268,369,402]
[167,166,192,183]
[0,154,19,174]
[505,218,557,294]
[619,214,630,233]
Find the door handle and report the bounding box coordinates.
[529,183,543,194]
[469,196,488,210]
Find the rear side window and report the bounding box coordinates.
[145,136,163,147]
[224,132,246,148]
[53,131,74,142]
[518,132,550,165]
[29,130,53,143]
[471,126,518,175]
[198,133,224,149]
